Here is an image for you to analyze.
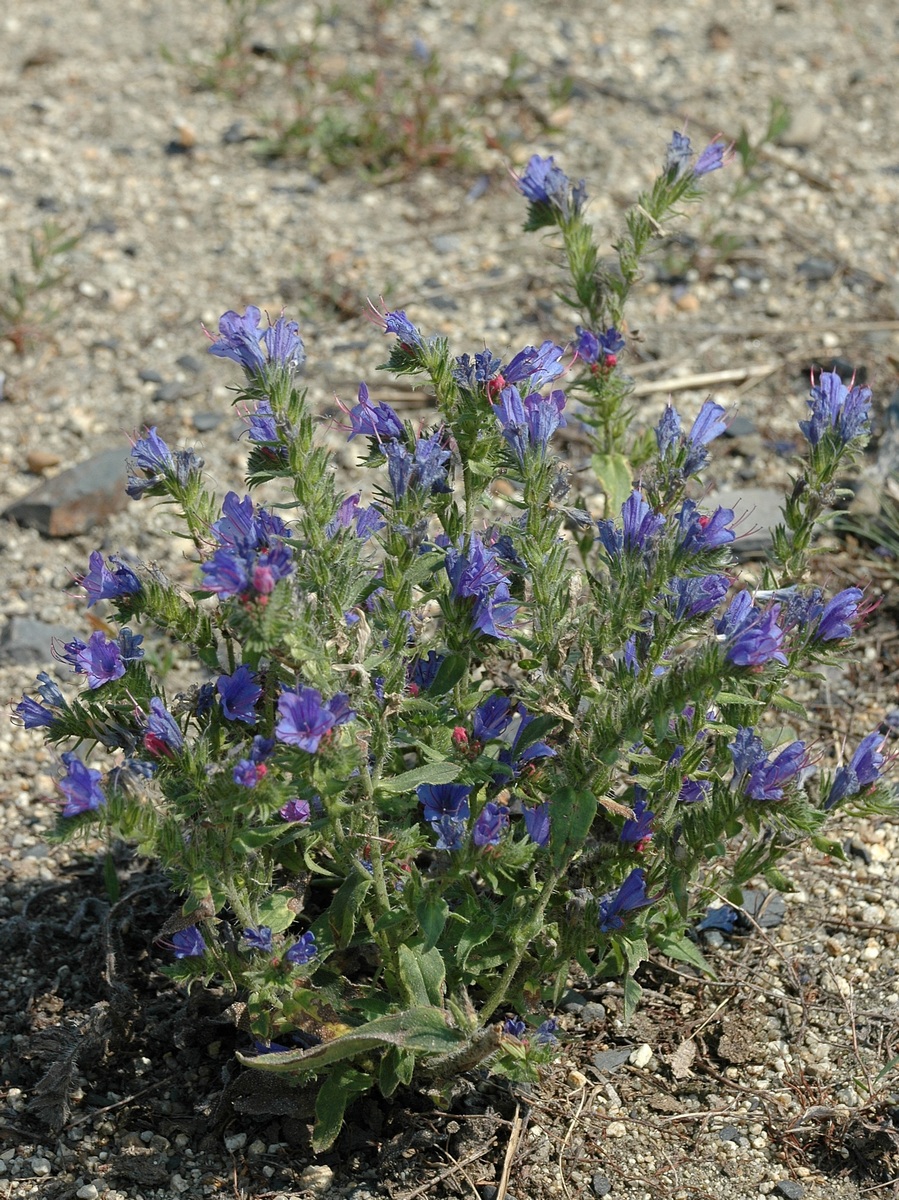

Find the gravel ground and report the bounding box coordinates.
[1,1,898,1197]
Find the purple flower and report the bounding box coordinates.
[454,349,502,391]
[169,926,207,959]
[666,574,730,620]
[208,306,305,377]
[374,307,423,350]
[719,597,788,668]
[233,758,267,788]
[825,731,887,809]
[523,802,551,847]
[676,501,736,554]
[620,795,654,845]
[347,381,405,441]
[217,665,261,724]
[58,751,106,818]
[494,387,566,460]
[243,926,273,953]
[14,694,56,729]
[127,427,196,499]
[472,801,509,847]
[355,505,386,541]
[285,931,317,966]
[407,651,445,693]
[431,816,467,851]
[679,778,710,805]
[144,697,184,757]
[516,155,587,221]
[117,628,144,663]
[575,326,625,366]
[655,405,682,456]
[211,491,292,550]
[799,370,872,447]
[503,341,566,391]
[598,491,666,558]
[535,1018,559,1046]
[693,140,730,177]
[503,1017,527,1039]
[664,131,694,179]
[386,432,451,498]
[472,694,514,742]
[730,728,807,800]
[275,687,354,752]
[445,533,518,639]
[201,541,293,602]
[80,552,141,607]
[598,868,656,932]
[245,398,284,454]
[418,783,471,823]
[683,400,727,473]
[36,672,65,708]
[280,797,312,823]
[74,631,126,689]
[815,588,864,641]
[130,427,173,475]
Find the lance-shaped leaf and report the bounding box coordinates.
[377,761,461,795]
[549,787,597,871]
[237,1006,465,1076]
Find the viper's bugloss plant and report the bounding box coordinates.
[13,133,894,1149]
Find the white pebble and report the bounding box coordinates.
[629,1043,653,1069]
[224,1132,247,1152]
[605,1121,627,1138]
[298,1165,334,1193]
[31,1158,52,1177]
[77,1186,99,1200]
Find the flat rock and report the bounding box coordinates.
[706,486,785,559]
[1,616,78,665]
[3,447,129,537]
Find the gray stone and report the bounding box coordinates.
[776,103,824,149]
[592,1046,630,1072]
[3,447,129,536]
[592,1174,612,1196]
[578,1001,606,1023]
[717,1125,740,1141]
[192,411,224,432]
[176,354,204,374]
[706,486,784,559]
[722,415,757,439]
[138,367,164,383]
[797,257,836,282]
[153,381,185,403]
[773,1181,804,1200]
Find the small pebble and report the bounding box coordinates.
[26,451,61,474]
[77,1186,99,1200]
[629,1042,653,1068]
[298,1164,334,1193]
[605,1121,627,1137]
[30,1158,52,1176]
[773,1181,804,1200]
[224,1132,246,1152]
[592,1173,612,1196]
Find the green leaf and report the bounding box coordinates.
[591,451,633,515]
[716,691,763,707]
[378,761,461,795]
[623,935,648,975]
[258,890,300,935]
[313,1066,372,1152]
[655,933,716,977]
[232,825,290,854]
[810,835,846,860]
[327,863,372,945]
[238,1006,465,1076]
[549,787,597,871]
[622,976,642,1023]
[428,653,467,696]
[416,894,449,953]
[378,1046,415,1098]
[771,693,808,719]
[398,944,446,1007]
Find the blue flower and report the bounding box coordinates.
[243,927,273,953]
[799,370,872,447]
[453,349,502,391]
[516,156,587,221]
[201,541,293,602]
[503,341,566,391]
[718,597,788,668]
[666,574,730,620]
[208,306,305,377]
[815,588,864,641]
[676,500,735,554]
[58,751,107,817]
[275,687,354,752]
[535,1018,559,1046]
[217,665,261,724]
[169,926,207,959]
[620,795,654,845]
[431,816,467,851]
[472,801,509,847]
[445,533,518,640]
[472,694,514,742]
[280,797,312,822]
[211,491,292,550]
[696,906,739,934]
[503,1017,527,1039]
[575,326,624,366]
[693,140,730,177]
[598,491,666,558]
[665,132,731,180]
[729,728,807,801]
[407,651,445,693]
[493,387,567,460]
[598,868,657,932]
[80,552,141,607]
[144,697,184,757]
[655,404,682,456]
[14,694,56,729]
[285,931,317,966]
[347,381,405,441]
[74,632,126,689]
[523,802,551,847]
[418,783,471,823]
[130,426,173,475]
[825,732,887,809]
[233,758,266,788]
